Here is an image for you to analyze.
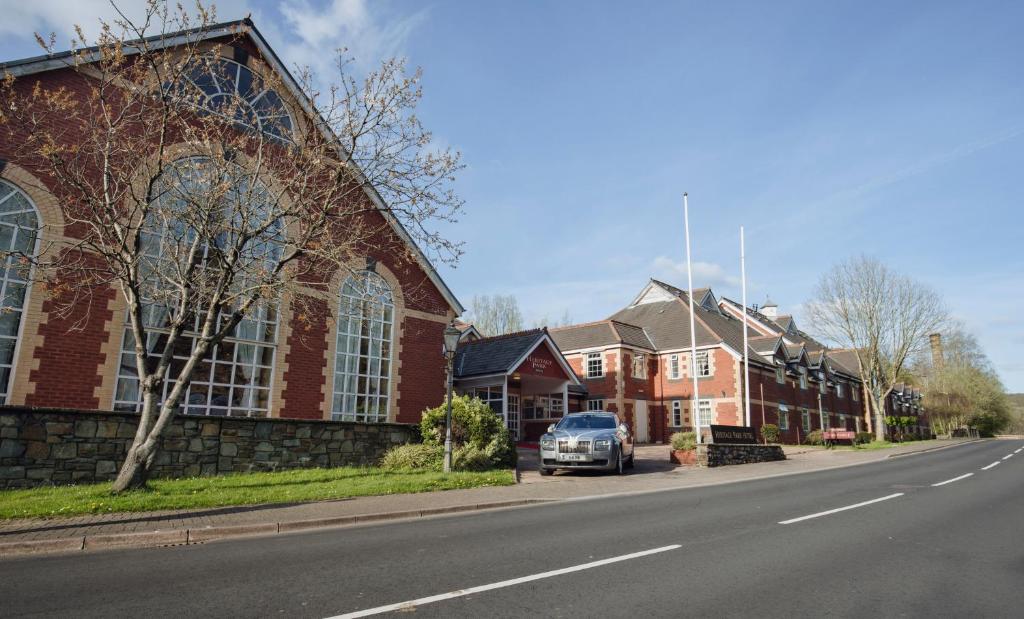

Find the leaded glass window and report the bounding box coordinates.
[113,158,282,417]
[0,180,39,403]
[332,271,395,423]
[176,56,294,141]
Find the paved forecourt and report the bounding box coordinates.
[0,440,1020,617]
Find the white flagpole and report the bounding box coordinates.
[741,226,751,427]
[684,193,702,444]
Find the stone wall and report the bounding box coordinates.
[697,443,786,467]
[0,407,418,489]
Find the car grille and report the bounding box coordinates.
[557,440,591,454]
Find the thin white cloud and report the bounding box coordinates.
[277,0,427,78]
[651,256,740,289]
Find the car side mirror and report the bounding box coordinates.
[547,424,556,433]
[619,424,629,434]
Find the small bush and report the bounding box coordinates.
[671,431,697,451]
[452,445,491,471]
[380,444,443,470]
[854,432,874,445]
[805,429,824,446]
[418,395,517,470]
[760,424,781,444]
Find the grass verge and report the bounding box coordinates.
[0,467,516,520]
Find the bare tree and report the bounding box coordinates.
[532,309,573,330]
[806,256,947,441]
[468,294,523,336]
[0,1,462,491]
[911,325,1010,436]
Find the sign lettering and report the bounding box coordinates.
[710,424,757,445]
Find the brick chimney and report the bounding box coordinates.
[929,333,944,369]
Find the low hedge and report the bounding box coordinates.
[804,429,824,446]
[760,424,781,444]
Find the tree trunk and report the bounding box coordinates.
[111,442,156,493]
[874,397,887,442]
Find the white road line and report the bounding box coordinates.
[932,473,974,487]
[778,493,904,525]
[1016,448,1022,453]
[981,462,1000,471]
[326,544,682,618]
[1002,454,1014,460]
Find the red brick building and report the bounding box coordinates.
[0,20,462,425]
[549,279,919,443]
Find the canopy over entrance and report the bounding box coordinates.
[453,328,583,441]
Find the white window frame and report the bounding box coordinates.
[671,400,682,426]
[331,270,395,423]
[836,382,844,398]
[669,354,680,379]
[0,180,40,405]
[778,404,789,430]
[853,386,860,402]
[799,368,808,390]
[632,353,647,379]
[819,378,826,394]
[587,398,604,411]
[801,409,812,433]
[697,399,712,427]
[775,366,785,384]
[586,352,604,378]
[696,350,712,377]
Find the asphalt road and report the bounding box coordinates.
[2,440,1022,618]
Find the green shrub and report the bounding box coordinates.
[854,432,874,445]
[452,444,491,471]
[419,395,517,469]
[380,444,443,470]
[670,431,697,451]
[760,424,781,444]
[805,429,824,446]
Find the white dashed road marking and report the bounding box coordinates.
[778,493,904,525]
[932,473,973,487]
[981,462,1000,471]
[326,544,682,618]
[1002,454,1014,460]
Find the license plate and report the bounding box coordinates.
[558,454,587,461]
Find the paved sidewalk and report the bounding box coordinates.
[0,439,978,555]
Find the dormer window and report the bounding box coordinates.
[798,367,808,390]
[175,56,294,141]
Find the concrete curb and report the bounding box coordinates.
[0,499,553,558]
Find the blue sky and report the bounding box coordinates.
[2,1,1022,390]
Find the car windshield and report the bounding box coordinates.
[556,415,617,430]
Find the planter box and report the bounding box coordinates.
[670,449,697,465]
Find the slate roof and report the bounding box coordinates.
[828,349,863,378]
[549,320,654,352]
[454,329,547,378]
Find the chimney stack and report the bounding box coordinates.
[929,333,944,369]
[761,297,778,319]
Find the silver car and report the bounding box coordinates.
[538,411,634,475]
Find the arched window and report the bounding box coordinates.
[179,56,294,141]
[0,180,40,403]
[332,271,395,423]
[113,158,282,417]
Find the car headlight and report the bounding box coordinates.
[594,439,611,451]
[540,438,556,451]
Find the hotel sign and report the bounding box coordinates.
[710,424,757,445]
[526,355,553,374]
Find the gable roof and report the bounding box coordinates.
[549,320,654,352]
[453,329,580,384]
[0,18,464,315]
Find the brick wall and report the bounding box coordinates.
[395,317,447,424]
[0,407,417,489]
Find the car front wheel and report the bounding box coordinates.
[539,467,554,476]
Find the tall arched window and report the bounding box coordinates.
[332,271,395,423]
[177,56,294,141]
[113,158,282,417]
[0,179,40,403]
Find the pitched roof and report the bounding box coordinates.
[454,329,546,378]
[828,349,863,378]
[0,18,464,315]
[549,320,654,352]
